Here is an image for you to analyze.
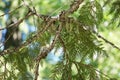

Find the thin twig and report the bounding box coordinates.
[0,3,23,17]
[58,36,70,60]
[59,36,66,53]
[72,61,111,79]
[93,30,120,50]
[87,63,110,79]
[0,11,33,31]
[0,59,4,65]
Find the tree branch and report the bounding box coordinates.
[34,23,62,80]
[66,0,83,14]
[93,31,120,51]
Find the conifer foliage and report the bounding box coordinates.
[0,0,120,80]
